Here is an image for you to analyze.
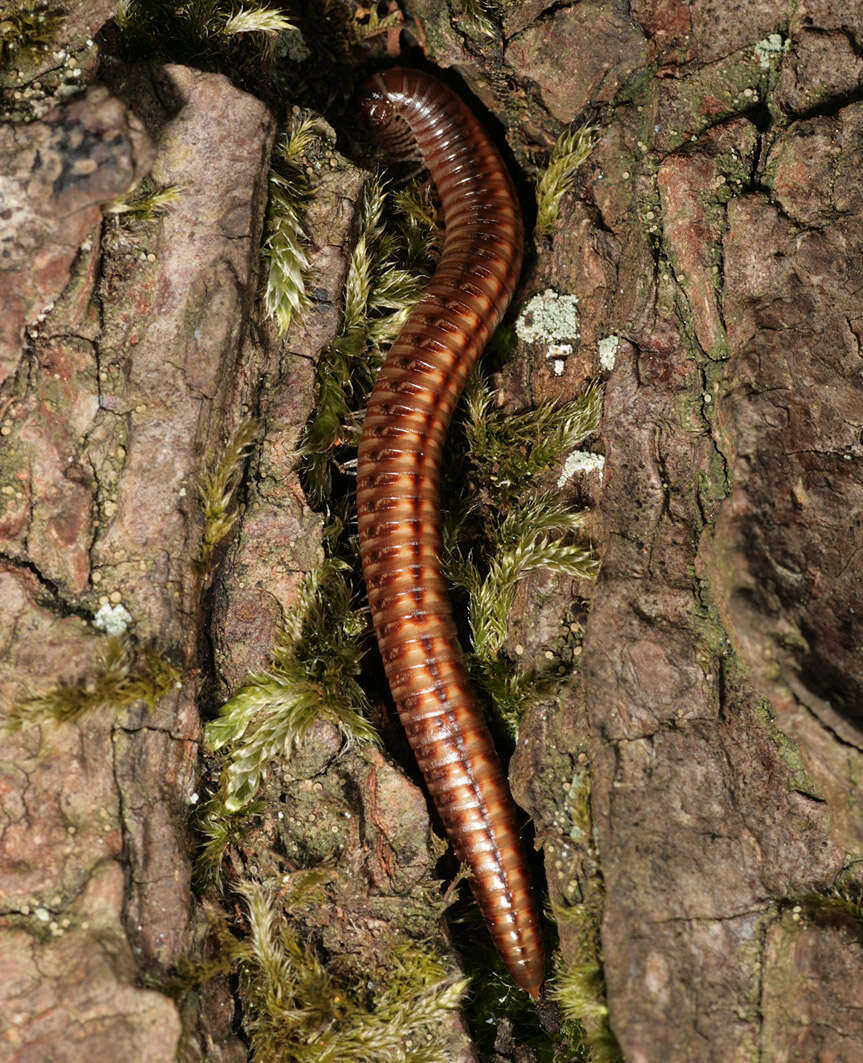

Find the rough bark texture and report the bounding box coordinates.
[489,3,863,1062]
[1,57,274,1060]
[1,2,862,1061]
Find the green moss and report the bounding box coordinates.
[115,0,299,79]
[104,180,182,221]
[203,558,376,812]
[233,877,468,1062]
[348,2,404,43]
[263,116,331,335]
[391,181,439,275]
[452,0,499,39]
[753,698,823,800]
[192,797,257,890]
[301,175,424,503]
[804,874,863,923]
[450,493,597,665]
[549,770,622,1063]
[441,378,603,736]
[535,127,596,238]
[6,635,180,730]
[221,5,295,36]
[199,418,259,564]
[0,0,63,68]
[552,953,620,1063]
[464,376,603,499]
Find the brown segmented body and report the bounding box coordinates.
[356,68,544,998]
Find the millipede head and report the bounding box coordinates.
[357,79,395,131]
[356,73,423,168]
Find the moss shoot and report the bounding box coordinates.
[7,635,180,730]
[203,558,376,813]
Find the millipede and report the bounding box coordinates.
[356,67,544,998]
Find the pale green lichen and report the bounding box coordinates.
[557,450,606,488]
[548,341,573,376]
[93,602,134,636]
[597,335,619,372]
[754,32,787,70]
[516,288,581,347]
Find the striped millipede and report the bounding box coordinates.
[356,68,544,998]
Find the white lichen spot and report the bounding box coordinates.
[557,450,606,488]
[597,334,619,372]
[93,602,133,636]
[754,33,787,69]
[546,342,572,377]
[516,288,580,347]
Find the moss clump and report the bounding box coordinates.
[203,558,376,813]
[301,175,425,503]
[0,1,63,67]
[104,180,182,221]
[447,490,597,734]
[535,127,595,238]
[233,877,469,1063]
[464,377,603,500]
[552,951,620,1063]
[199,418,259,564]
[797,872,863,926]
[348,2,404,44]
[549,771,622,1063]
[263,115,331,335]
[443,376,603,734]
[6,635,179,730]
[453,0,499,38]
[115,0,299,79]
[192,797,256,890]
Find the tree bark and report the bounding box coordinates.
[1,2,861,1061]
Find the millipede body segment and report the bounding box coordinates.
[356,67,544,998]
